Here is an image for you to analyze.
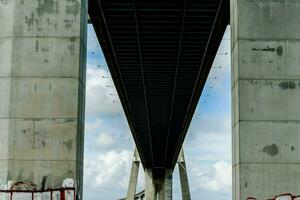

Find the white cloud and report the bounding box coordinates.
[84,150,132,190]
[85,65,122,116]
[193,161,232,192]
[95,132,115,148]
[85,119,102,134]
[186,115,231,162]
[84,149,145,200]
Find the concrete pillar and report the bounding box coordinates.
[160,169,172,200]
[178,150,191,200]
[231,0,300,199]
[0,0,87,198]
[126,149,140,200]
[145,169,155,200]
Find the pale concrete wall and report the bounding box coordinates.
[0,0,87,198]
[231,0,300,199]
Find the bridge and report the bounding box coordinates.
[0,0,299,199]
[89,0,229,180]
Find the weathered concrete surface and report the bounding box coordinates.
[157,169,172,200]
[145,169,155,200]
[0,0,87,198]
[231,0,300,199]
[126,149,140,200]
[178,150,191,200]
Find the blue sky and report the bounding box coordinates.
[83,24,231,200]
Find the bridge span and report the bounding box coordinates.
[89,0,229,179]
[0,0,299,199]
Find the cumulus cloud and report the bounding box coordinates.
[193,161,232,192]
[85,65,122,116]
[186,115,231,162]
[84,150,132,199]
[85,118,102,134]
[84,150,131,188]
[95,132,115,148]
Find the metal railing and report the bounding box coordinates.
[248,193,300,200]
[0,182,75,200]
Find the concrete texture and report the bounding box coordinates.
[0,0,87,198]
[231,0,300,199]
[145,169,155,200]
[126,149,140,200]
[178,150,191,200]
[157,169,172,200]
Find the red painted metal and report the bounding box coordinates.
[248,193,300,200]
[0,188,75,200]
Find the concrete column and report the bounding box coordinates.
[178,150,191,200]
[0,0,87,198]
[231,0,300,199]
[126,149,140,200]
[157,169,172,200]
[157,184,164,200]
[145,169,155,200]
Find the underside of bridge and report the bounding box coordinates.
[89,0,229,178]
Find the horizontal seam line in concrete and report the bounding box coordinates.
[0,117,78,120]
[0,36,81,39]
[0,76,81,79]
[232,119,300,124]
[236,38,300,42]
[233,162,300,167]
[235,78,300,81]
[0,159,77,162]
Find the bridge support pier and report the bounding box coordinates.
[125,148,190,200]
[157,169,172,200]
[231,0,300,199]
[126,149,140,200]
[0,0,87,199]
[145,168,156,200]
[178,150,191,200]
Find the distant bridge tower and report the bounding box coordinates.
[124,148,191,200]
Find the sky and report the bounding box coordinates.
[83,24,232,200]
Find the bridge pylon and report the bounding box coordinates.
[124,148,191,200]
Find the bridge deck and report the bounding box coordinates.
[89,0,229,178]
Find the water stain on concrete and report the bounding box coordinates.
[0,0,8,5]
[276,46,283,56]
[263,144,279,157]
[36,0,59,16]
[279,81,296,90]
[291,146,295,151]
[42,46,49,52]
[252,46,275,52]
[35,40,39,52]
[64,119,76,123]
[64,19,73,28]
[41,140,46,147]
[66,1,80,19]
[25,12,35,30]
[251,45,283,56]
[63,139,73,151]
[68,43,75,55]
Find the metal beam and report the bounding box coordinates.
[90,0,147,163]
[171,0,229,167]
[164,0,188,166]
[133,0,154,166]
